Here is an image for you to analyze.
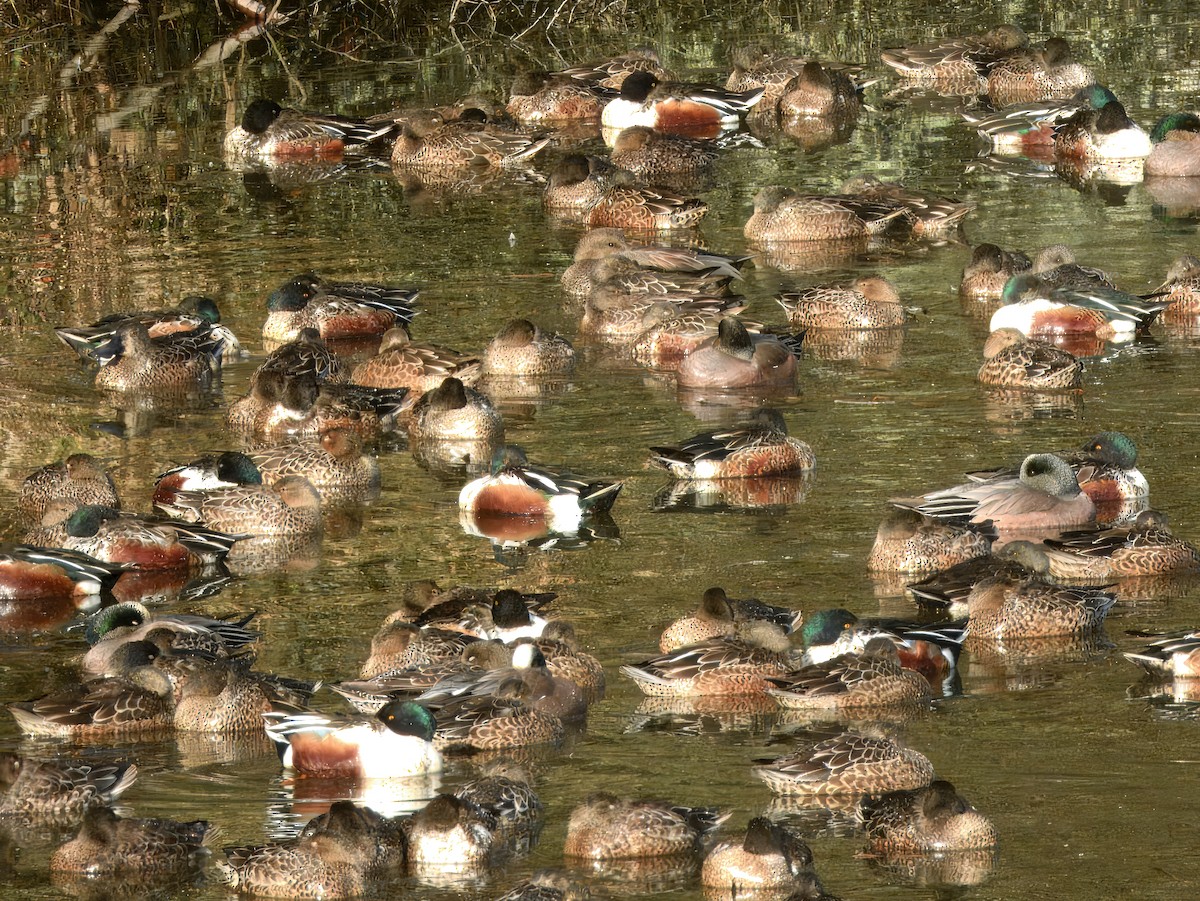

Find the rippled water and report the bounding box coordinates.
[3,2,1200,899]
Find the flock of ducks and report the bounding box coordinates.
[4,17,1200,901]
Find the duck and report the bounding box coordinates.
[408,376,505,446]
[631,302,762,369]
[964,569,1116,640]
[621,620,794,696]
[582,253,739,304]
[91,321,224,393]
[0,753,137,822]
[404,586,554,640]
[658,587,803,654]
[390,113,549,170]
[581,289,743,341]
[880,23,1030,94]
[1144,112,1200,177]
[753,730,935,796]
[50,805,214,876]
[744,185,908,244]
[455,758,543,833]
[857,780,997,852]
[506,71,604,123]
[701,817,822,893]
[676,316,800,389]
[349,326,481,393]
[254,327,349,385]
[609,126,718,181]
[333,640,511,712]
[777,276,906,329]
[1155,253,1200,316]
[481,319,577,378]
[959,243,1033,303]
[585,178,709,231]
[494,869,592,901]
[223,97,396,159]
[891,453,1096,532]
[250,429,381,501]
[906,540,1052,616]
[262,698,443,778]
[765,638,933,712]
[777,60,865,119]
[557,48,671,89]
[0,543,128,601]
[600,70,764,133]
[543,154,626,215]
[866,508,994,575]
[1040,510,1200,580]
[838,175,974,237]
[16,453,121,526]
[424,678,566,751]
[153,475,323,538]
[459,445,622,532]
[405,793,499,869]
[152,451,264,512]
[534,621,607,700]
[262,273,419,343]
[563,793,728,858]
[561,227,747,297]
[985,37,1095,107]
[976,328,1083,390]
[650,408,814,479]
[226,371,409,443]
[962,84,1119,152]
[1124,631,1200,680]
[1052,99,1151,161]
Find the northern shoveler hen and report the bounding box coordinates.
[880,23,1029,94]
[1124,630,1200,679]
[1052,100,1151,161]
[390,114,549,170]
[649,408,814,479]
[50,806,215,876]
[891,453,1096,532]
[262,274,419,343]
[262,699,443,778]
[866,507,994,575]
[506,71,605,123]
[676,316,801,389]
[349,326,480,393]
[959,243,1033,303]
[962,84,1119,152]
[557,48,671,89]
[585,179,709,231]
[250,429,381,500]
[495,869,592,901]
[657,586,802,653]
[408,376,505,446]
[162,650,318,734]
[990,273,1167,341]
[17,453,120,526]
[54,296,242,366]
[777,276,906,329]
[777,60,865,119]
[1041,510,1200,580]
[630,302,763,369]
[744,186,908,243]
[1144,112,1200,177]
[838,175,974,238]
[600,70,764,134]
[609,126,719,181]
[1155,253,1200,317]
[0,753,137,822]
[226,371,408,442]
[154,475,322,538]
[333,640,512,712]
[481,319,577,378]
[977,328,1083,390]
[765,638,933,712]
[535,621,607,700]
[1030,244,1115,290]
[91,321,224,393]
[456,758,543,834]
[581,289,743,340]
[753,730,935,795]
[857,780,997,852]
[424,678,567,750]
[985,37,1095,107]
[562,227,747,297]
[563,793,728,858]
[701,817,820,893]
[224,97,397,159]
[543,154,626,215]
[405,793,499,870]
[964,568,1116,640]
[255,327,349,384]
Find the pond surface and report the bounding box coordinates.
[2,1,1200,899]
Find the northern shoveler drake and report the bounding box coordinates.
[906,539,1050,615]
[777,60,865,119]
[754,730,934,796]
[744,186,908,244]
[1144,112,1200,177]
[585,179,709,231]
[631,302,762,369]
[0,543,127,602]
[91,321,224,393]
[985,37,1095,107]
[962,84,1118,152]
[25,503,239,570]
[250,429,381,501]
[390,114,549,170]
[458,445,622,534]
[152,451,263,511]
[17,453,120,526]
[891,453,1097,532]
[408,376,505,446]
[405,793,499,870]
[563,793,728,858]
[349,326,481,394]
[965,569,1116,640]
[506,71,605,123]
[609,126,719,181]
[224,98,397,159]
[0,753,137,823]
[977,328,1083,390]
[990,273,1167,341]
[154,475,322,538]
[649,408,814,479]
[543,154,625,215]
[557,48,671,89]
[54,295,242,366]
[1156,253,1200,318]
[561,227,747,297]
[256,327,349,385]
[1124,630,1200,679]
[1052,99,1151,161]
[226,371,408,442]
[409,587,552,643]
[621,620,794,697]
[600,70,764,134]
[838,175,974,238]
[262,698,443,778]
[765,638,933,711]
[959,243,1033,303]
[777,275,906,329]
[50,806,214,876]
[880,23,1029,94]
[262,273,419,343]
[866,508,994,575]
[857,780,997,852]
[1041,510,1200,580]
[701,817,820,893]
[481,319,577,378]
[675,316,801,389]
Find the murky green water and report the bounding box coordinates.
[2,2,1200,898]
